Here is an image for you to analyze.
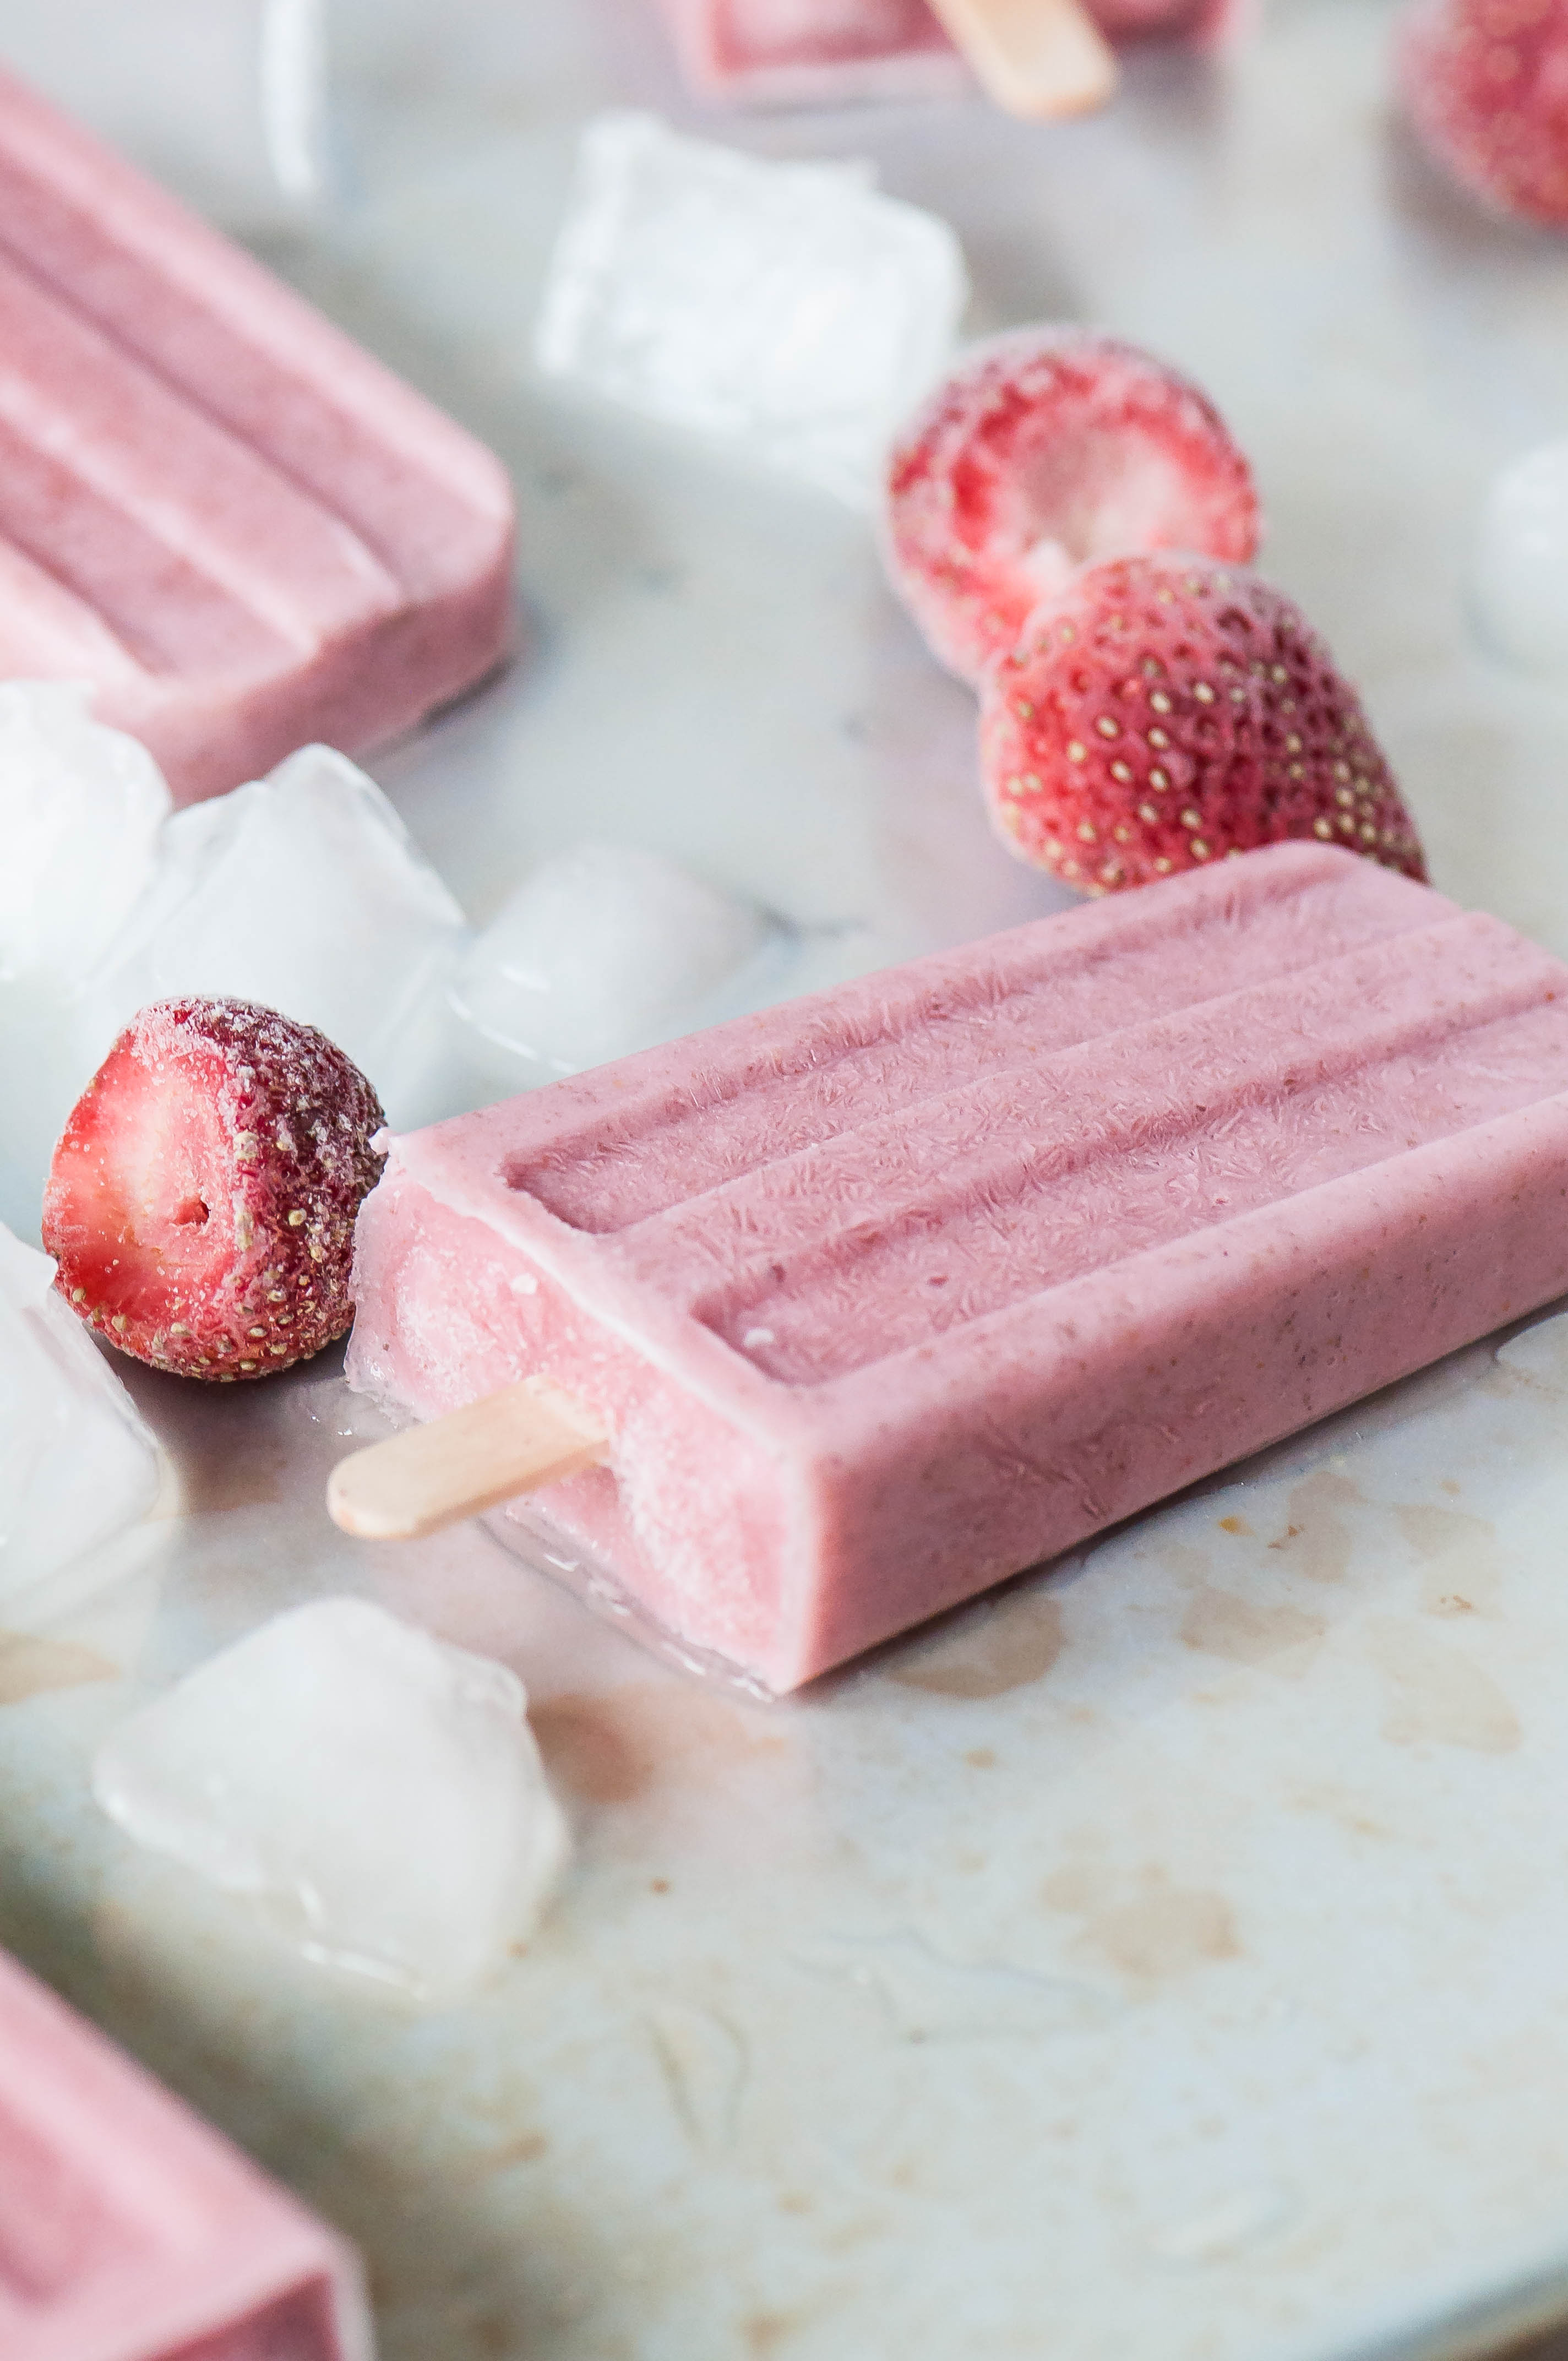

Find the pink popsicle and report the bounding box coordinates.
[0,1945,370,2361]
[657,0,1245,108]
[346,843,1568,1694]
[658,0,971,107]
[0,69,514,807]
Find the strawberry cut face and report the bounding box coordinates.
[1400,0,1568,225]
[1004,427,1226,600]
[885,328,1260,683]
[56,1045,243,1328]
[44,998,384,1381]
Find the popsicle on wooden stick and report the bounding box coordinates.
[0,1944,370,2361]
[924,0,1118,117]
[335,844,1568,1694]
[0,68,514,806]
[330,1378,608,1541]
[656,0,1247,114]
[656,0,973,110]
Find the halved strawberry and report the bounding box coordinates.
[884,328,1260,684]
[43,999,384,1381]
[1398,0,1568,225]
[978,551,1425,892]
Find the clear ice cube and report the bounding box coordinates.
[535,111,968,508]
[0,684,170,989]
[1469,437,1568,680]
[92,1598,571,2001]
[0,1222,160,1614]
[78,745,470,1125]
[451,841,782,1071]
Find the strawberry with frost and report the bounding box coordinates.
[1398,0,1568,226]
[884,328,1260,683]
[979,552,1425,893]
[43,998,384,1380]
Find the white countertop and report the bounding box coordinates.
[9,3,1568,2356]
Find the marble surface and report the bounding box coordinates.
[8,1,1568,2357]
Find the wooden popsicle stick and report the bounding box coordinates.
[327,1377,608,1542]
[926,0,1119,118]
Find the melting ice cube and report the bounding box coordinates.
[77,745,469,1123]
[1469,437,1568,679]
[535,111,968,507]
[92,1598,571,2001]
[451,841,782,1071]
[0,0,333,226]
[0,684,170,989]
[0,1223,160,1614]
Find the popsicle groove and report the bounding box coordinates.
[0,126,510,581]
[652,920,1568,1377]
[510,848,1445,1232]
[0,531,147,677]
[0,414,294,677]
[350,845,1568,1690]
[0,66,515,801]
[0,246,402,652]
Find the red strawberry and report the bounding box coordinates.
[884,328,1260,684]
[42,999,384,1381]
[978,552,1425,893]
[1398,0,1568,225]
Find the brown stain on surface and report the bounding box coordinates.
[743,2291,844,2357]
[453,2131,548,2185]
[889,1593,1065,1700]
[1395,1504,1502,1618]
[1043,1865,1240,1981]
[0,1633,116,1704]
[1180,1585,1325,1674]
[531,1684,787,1805]
[1217,1515,1253,1536]
[1366,1620,1521,1753]
[150,1442,287,1517]
[745,2315,798,2358]
[1268,1470,1363,1582]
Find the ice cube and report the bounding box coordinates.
[451,841,783,1071]
[0,0,333,227]
[0,1222,160,1614]
[1469,437,1568,680]
[0,683,171,989]
[93,1598,570,2001]
[535,111,968,508]
[77,745,469,1125]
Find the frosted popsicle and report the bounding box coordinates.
[345,843,1568,1694]
[0,1944,371,2360]
[0,67,514,806]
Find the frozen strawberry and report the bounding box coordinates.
[42,998,384,1381]
[884,328,1260,684]
[1398,0,1568,225]
[978,552,1425,893]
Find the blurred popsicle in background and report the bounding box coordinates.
[0,1943,371,2360]
[0,64,515,807]
[656,0,1249,116]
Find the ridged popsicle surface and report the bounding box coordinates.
[349,846,1568,1688]
[0,69,514,802]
